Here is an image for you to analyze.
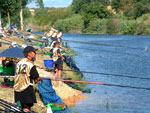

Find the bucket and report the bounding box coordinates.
[44,60,54,67]
[37,43,42,47]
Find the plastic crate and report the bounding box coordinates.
[47,103,66,111]
[0,66,3,73]
[37,43,43,47]
[3,67,15,75]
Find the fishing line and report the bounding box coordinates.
[38,49,150,63]
[70,46,148,58]
[63,69,150,80]
[75,53,150,63]
[1,39,149,63]
[103,83,150,90]
[54,79,150,91]
[63,39,145,51]
[31,34,147,52]
[36,65,150,90]
[36,65,150,80]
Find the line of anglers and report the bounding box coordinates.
[0,25,68,113]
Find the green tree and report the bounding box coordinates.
[106,18,122,34]
[84,18,108,34]
[111,0,120,13]
[124,2,150,19]
[71,0,90,13]
[54,15,84,33]
[35,0,44,8]
[111,0,135,13]
[80,2,112,27]
[0,0,21,28]
[71,0,110,13]
[34,7,74,26]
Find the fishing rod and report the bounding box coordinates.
[0,99,37,113]
[36,65,150,80]
[75,53,150,63]
[38,50,150,63]
[0,38,12,43]
[63,69,150,80]
[51,79,150,91]
[0,40,12,45]
[63,39,145,51]
[70,46,149,58]
[26,33,148,52]
[0,99,22,112]
[0,38,44,49]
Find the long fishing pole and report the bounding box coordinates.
[29,33,149,52]
[0,101,19,112]
[70,46,149,58]
[30,37,146,51]
[63,69,150,80]
[0,99,22,112]
[51,79,150,90]
[19,36,150,63]
[74,53,150,63]
[36,65,150,80]
[63,39,145,51]
[38,50,150,63]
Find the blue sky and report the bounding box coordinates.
[27,0,73,8]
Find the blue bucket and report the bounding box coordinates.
[44,60,54,67]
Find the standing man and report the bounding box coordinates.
[14,46,42,113]
[57,32,63,43]
[53,42,64,78]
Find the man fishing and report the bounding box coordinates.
[14,46,42,113]
[52,41,64,78]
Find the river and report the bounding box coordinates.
[34,33,150,113]
[62,34,150,113]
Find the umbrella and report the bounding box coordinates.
[0,47,25,58]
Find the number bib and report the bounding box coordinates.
[14,58,34,92]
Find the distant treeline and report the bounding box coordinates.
[5,0,150,35]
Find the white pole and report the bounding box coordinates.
[0,9,2,28]
[20,7,24,30]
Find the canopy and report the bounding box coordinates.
[0,47,25,58]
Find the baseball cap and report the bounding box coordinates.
[23,46,38,53]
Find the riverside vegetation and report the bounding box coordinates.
[1,0,150,35]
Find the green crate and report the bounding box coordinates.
[47,103,66,111]
[38,36,41,40]
[45,53,50,56]
[3,67,15,75]
[4,80,14,86]
[51,104,66,111]
[0,66,3,73]
[37,43,43,47]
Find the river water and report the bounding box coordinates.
[34,33,150,113]
[62,34,150,113]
